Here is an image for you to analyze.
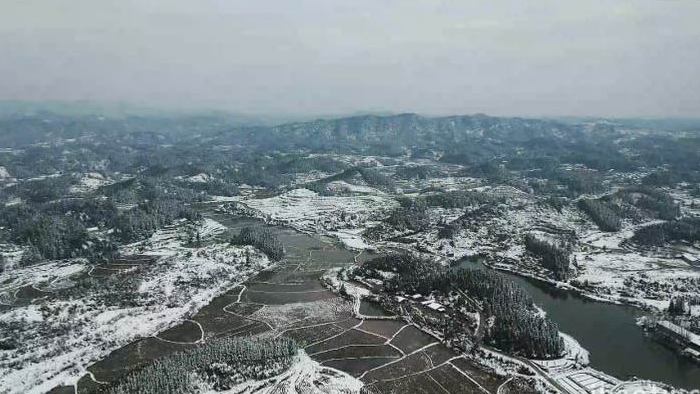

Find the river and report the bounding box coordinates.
[49,213,506,393]
[48,206,700,392]
[461,258,700,391]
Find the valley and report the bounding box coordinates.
[0,113,698,393]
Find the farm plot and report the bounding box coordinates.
[251,268,327,285]
[246,280,326,292]
[200,313,257,339]
[223,301,264,316]
[284,315,355,331]
[367,371,451,394]
[428,363,489,393]
[46,385,75,394]
[87,266,130,278]
[241,288,337,304]
[252,298,353,329]
[308,247,357,267]
[335,317,365,329]
[423,344,457,366]
[13,284,50,303]
[193,290,241,312]
[361,351,434,383]
[451,357,506,393]
[389,325,438,354]
[155,320,203,344]
[44,210,506,394]
[312,344,402,362]
[285,323,348,345]
[73,375,102,394]
[306,328,387,355]
[323,358,399,377]
[87,336,197,384]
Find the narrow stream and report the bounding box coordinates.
[460,258,700,390]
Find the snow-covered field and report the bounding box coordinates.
[241,188,398,237]
[0,218,271,394]
[218,351,363,394]
[252,298,352,330]
[230,165,699,393]
[3,155,697,393]
[68,172,110,194]
[398,189,700,312]
[230,164,700,317]
[331,228,374,251]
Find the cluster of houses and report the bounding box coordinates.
[395,293,447,312]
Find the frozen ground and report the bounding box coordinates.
[0,218,270,394]
[241,188,398,236]
[402,187,700,312]
[230,160,699,393]
[331,228,374,251]
[68,172,110,194]
[217,351,363,394]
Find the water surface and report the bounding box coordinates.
[461,258,700,390]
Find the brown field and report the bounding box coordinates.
[359,319,408,339]
[451,357,506,393]
[389,326,437,354]
[423,344,456,366]
[367,371,453,394]
[362,352,433,383]
[322,357,398,377]
[14,285,49,302]
[306,328,386,354]
[334,316,364,329]
[285,323,347,345]
[246,281,325,292]
[155,320,201,343]
[428,363,487,393]
[312,344,402,362]
[223,302,264,316]
[241,289,337,304]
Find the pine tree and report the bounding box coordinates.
[578,198,621,232]
[20,244,43,266]
[524,234,572,280]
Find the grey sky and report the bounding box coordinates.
[1,1,699,117]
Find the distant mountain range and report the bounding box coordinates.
[1,108,698,175]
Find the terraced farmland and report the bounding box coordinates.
[48,212,505,393]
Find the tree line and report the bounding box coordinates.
[359,254,564,358]
[230,226,284,261]
[109,337,298,394]
[523,234,572,280]
[0,199,117,263]
[617,186,680,221]
[0,193,200,265]
[632,217,700,246]
[422,190,498,209]
[385,198,430,232]
[305,166,396,194]
[577,198,621,232]
[114,199,200,243]
[438,205,503,239]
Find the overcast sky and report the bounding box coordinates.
[1,1,699,117]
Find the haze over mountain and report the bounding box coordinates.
[2,1,700,117]
[4,2,700,394]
